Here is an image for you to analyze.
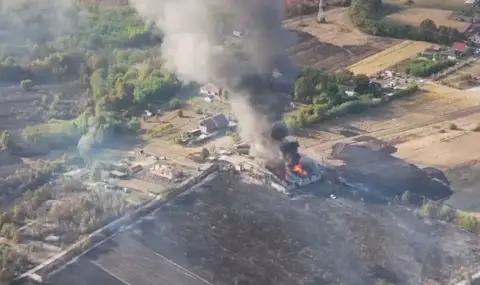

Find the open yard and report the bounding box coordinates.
[347,41,432,75]
[385,8,470,31]
[441,61,480,89]
[286,8,400,71]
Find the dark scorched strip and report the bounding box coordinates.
[47,172,480,285]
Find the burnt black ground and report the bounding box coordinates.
[46,171,480,285]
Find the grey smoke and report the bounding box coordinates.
[129,0,296,162]
[0,0,84,47]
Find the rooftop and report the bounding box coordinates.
[46,171,479,285]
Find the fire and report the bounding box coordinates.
[292,163,308,176]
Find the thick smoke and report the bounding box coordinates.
[0,0,84,47]
[129,0,296,162]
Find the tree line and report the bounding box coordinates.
[349,0,465,45]
[286,67,418,129]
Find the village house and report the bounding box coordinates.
[199,114,229,134]
[200,83,224,98]
[465,24,480,45]
[452,42,472,55]
[151,164,183,180]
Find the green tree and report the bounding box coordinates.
[90,162,103,181]
[353,74,370,94]
[401,191,410,203]
[0,131,14,150]
[420,19,437,31]
[335,69,354,85]
[169,98,182,110]
[294,76,315,102]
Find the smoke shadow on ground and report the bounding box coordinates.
[44,170,480,285]
[330,144,453,204]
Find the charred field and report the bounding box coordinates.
[0,81,87,135]
[45,170,480,285]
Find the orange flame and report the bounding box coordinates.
[292,163,308,176]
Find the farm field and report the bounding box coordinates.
[298,82,475,156]
[441,61,480,89]
[0,82,86,136]
[285,8,400,71]
[46,172,480,285]
[347,41,432,75]
[385,8,470,31]
[295,81,480,212]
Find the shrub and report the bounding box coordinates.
[449,123,458,130]
[230,132,241,144]
[169,98,182,110]
[472,123,480,132]
[456,212,480,233]
[401,191,410,203]
[406,58,455,77]
[20,79,34,91]
[423,200,435,217]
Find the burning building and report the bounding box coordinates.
[266,123,323,191]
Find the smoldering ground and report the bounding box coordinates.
[129,0,297,162]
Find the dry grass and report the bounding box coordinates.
[420,82,465,98]
[347,40,432,75]
[442,61,480,90]
[288,9,372,46]
[386,8,469,31]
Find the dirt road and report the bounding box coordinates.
[302,95,480,157]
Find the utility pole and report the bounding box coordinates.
[299,0,304,26]
[317,0,326,23]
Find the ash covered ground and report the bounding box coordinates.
[46,171,480,285]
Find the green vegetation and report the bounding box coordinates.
[286,67,418,128]
[349,0,465,45]
[0,245,23,283]
[406,57,455,77]
[0,131,15,151]
[0,4,184,154]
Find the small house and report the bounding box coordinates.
[212,114,229,129]
[199,117,217,134]
[452,42,471,55]
[129,164,143,174]
[199,113,229,134]
[200,83,223,97]
[63,168,90,180]
[109,170,128,179]
[151,164,183,180]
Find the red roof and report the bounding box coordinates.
[200,83,221,95]
[452,42,466,51]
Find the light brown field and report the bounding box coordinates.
[296,82,480,210]
[347,40,432,75]
[442,61,480,89]
[297,82,478,159]
[386,8,469,31]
